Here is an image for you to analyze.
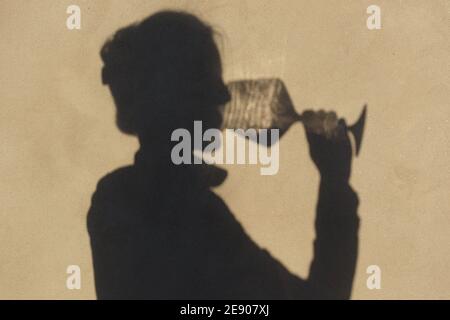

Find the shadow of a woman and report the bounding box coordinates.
[87,10,360,300]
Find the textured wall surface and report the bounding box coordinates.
[0,0,449,299]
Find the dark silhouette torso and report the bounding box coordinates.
[88,151,314,299]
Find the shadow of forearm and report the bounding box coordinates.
[306,181,360,300]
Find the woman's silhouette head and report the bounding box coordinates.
[100,11,230,139]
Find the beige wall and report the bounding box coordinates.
[0,0,449,299]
